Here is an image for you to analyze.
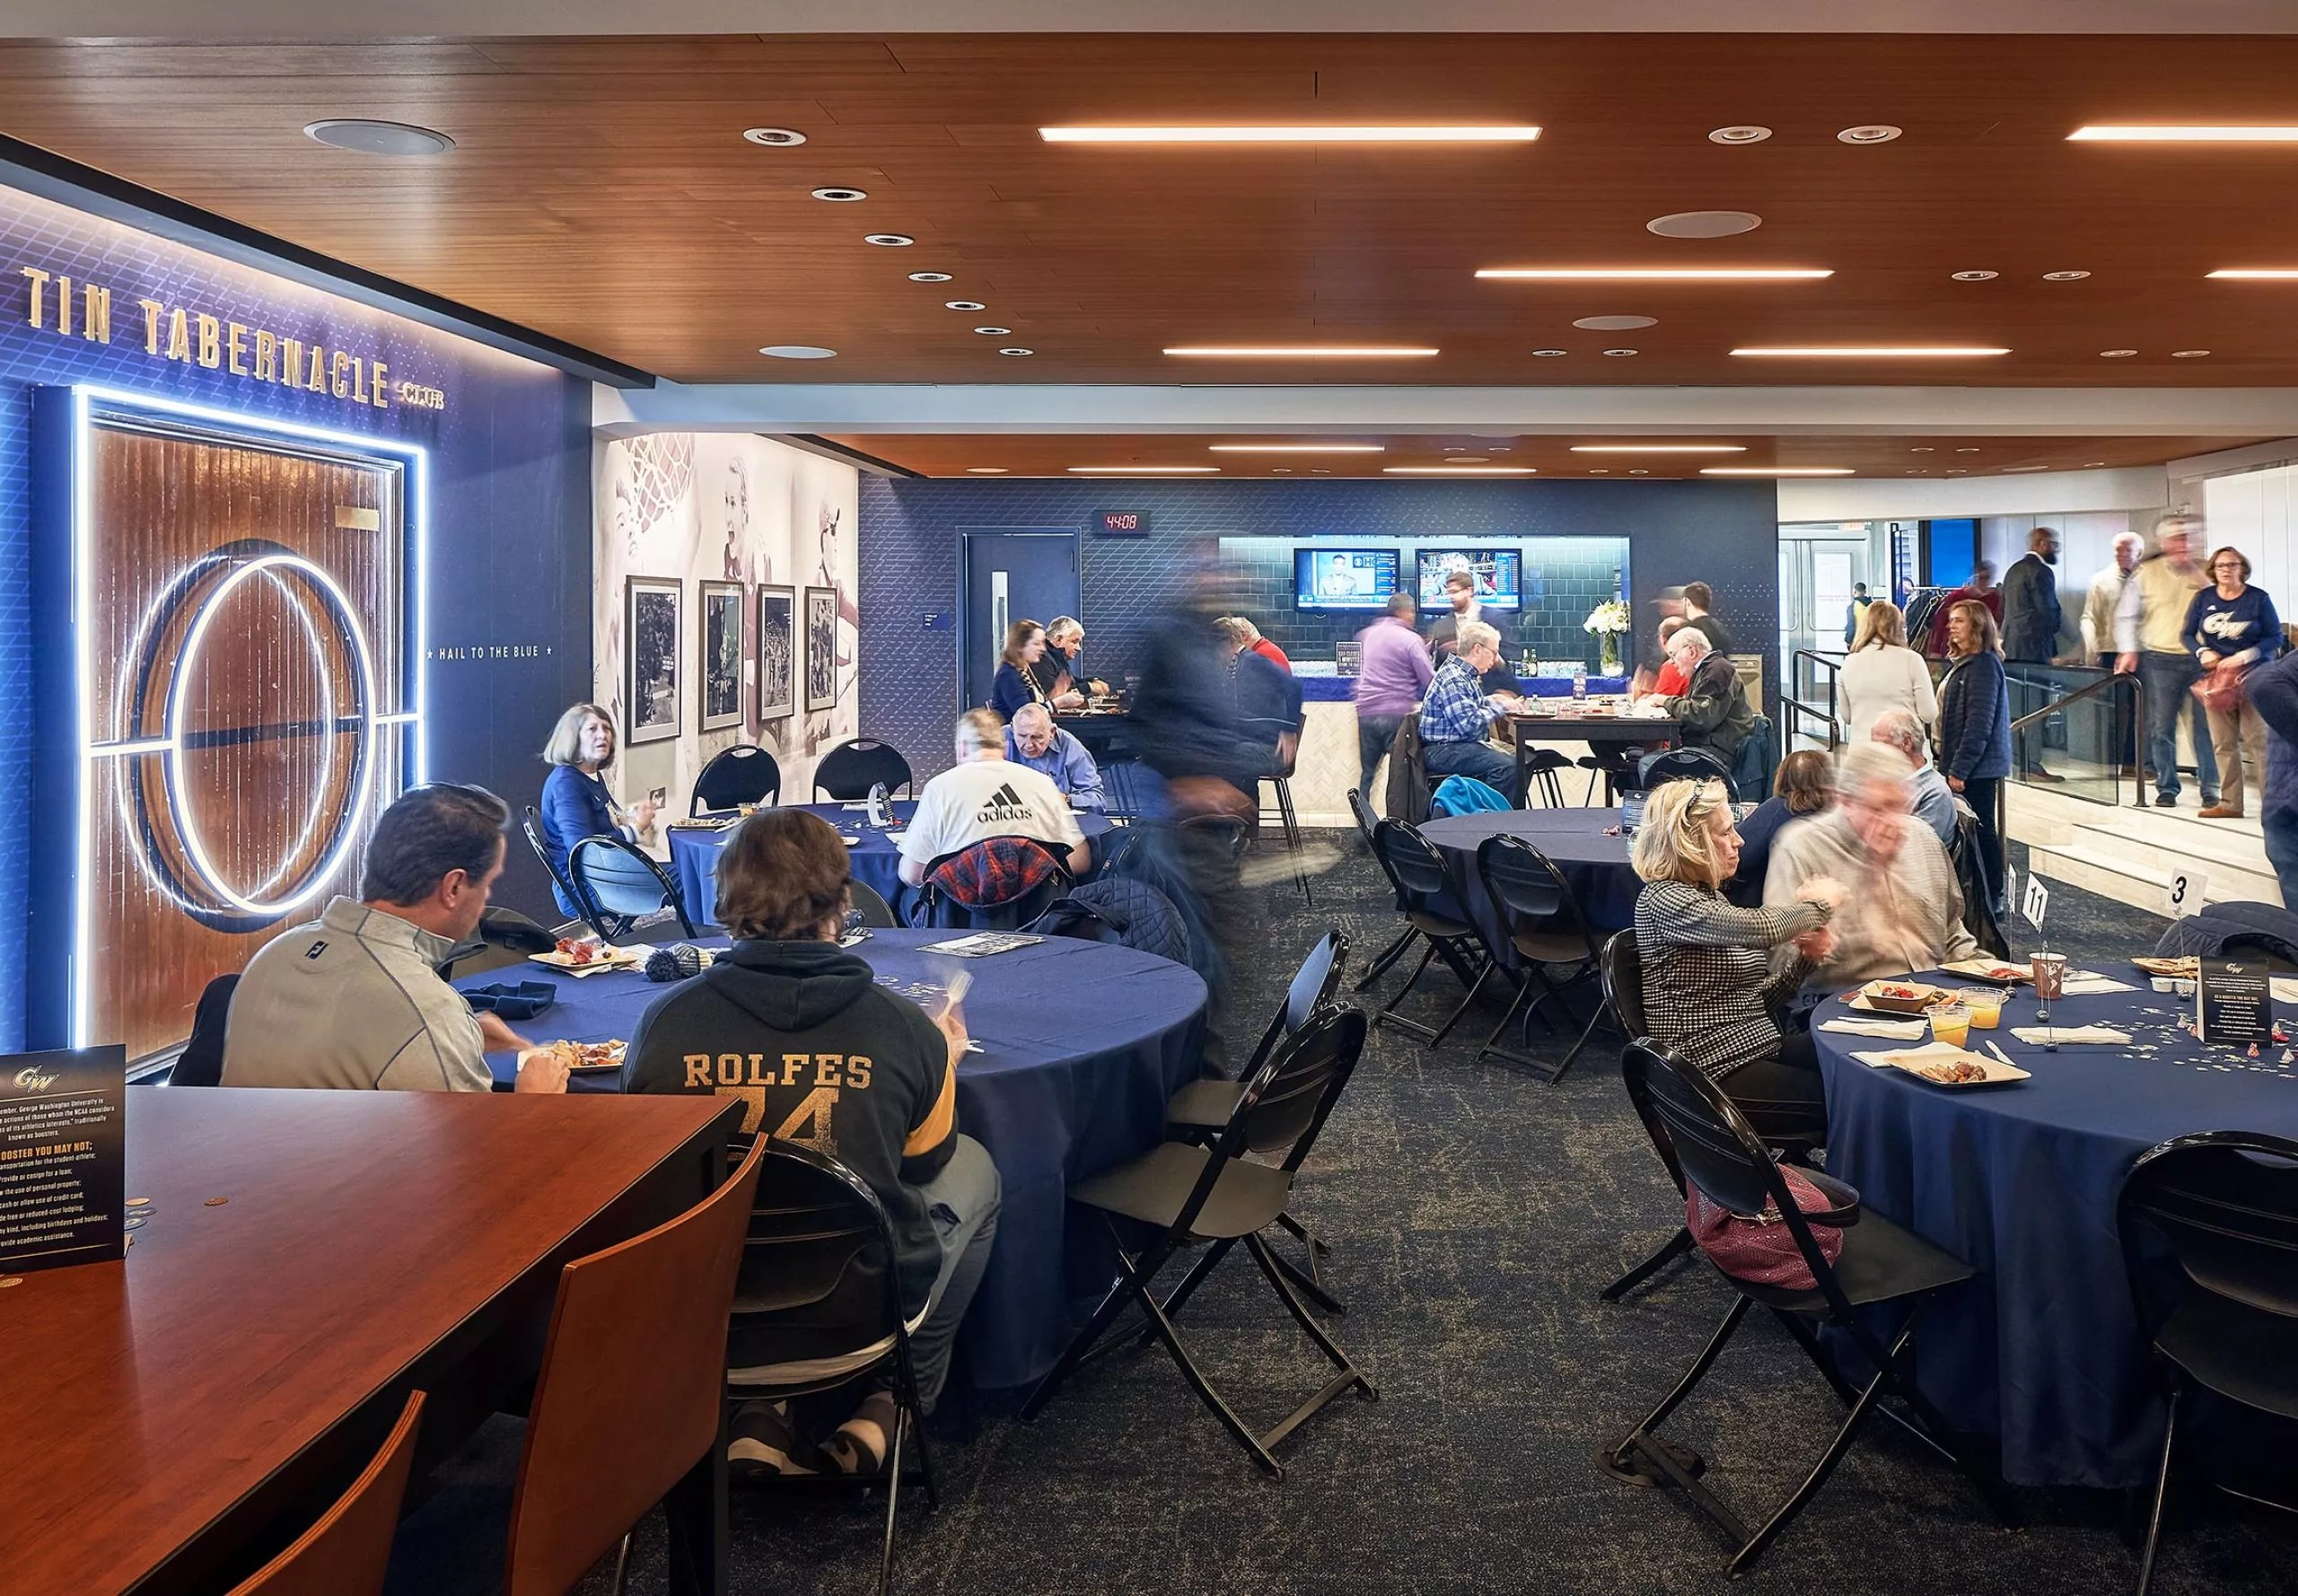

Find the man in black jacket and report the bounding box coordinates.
[624,809,1000,1476]
[1998,526,2066,779]
[1656,626,1756,761]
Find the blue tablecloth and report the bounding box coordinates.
[1420,807,1639,962]
[458,929,1207,1390]
[668,802,1114,926]
[1814,971,2298,1487]
[1299,674,1629,703]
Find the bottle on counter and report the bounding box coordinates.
[1572,662,1587,700]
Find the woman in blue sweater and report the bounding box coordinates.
[2181,547,2284,819]
[539,703,660,917]
[1936,600,2011,909]
[990,619,1051,720]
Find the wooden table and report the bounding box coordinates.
[0,1087,743,1596]
[1504,707,1681,804]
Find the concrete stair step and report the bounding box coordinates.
[2029,841,2284,914]
[2073,819,2273,877]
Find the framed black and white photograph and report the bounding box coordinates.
[624,576,681,744]
[698,580,744,732]
[804,585,838,713]
[756,584,794,721]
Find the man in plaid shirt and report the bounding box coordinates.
[1419,618,1525,802]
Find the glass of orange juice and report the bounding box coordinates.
[1928,1000,1972,1048]
[1956,987,2008,1030]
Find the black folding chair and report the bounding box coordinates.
[1595,931,1698,1302]
[723,1140,941,1596]
[1359,818,1489,1048]
[170,974,238,1088]
[522,802,590,925]
[1469,835,1609,1082]
[1345,786,1419,987]
[1167,931,1352,1313]
[1020,1007,1377,1479]
[847,881,899,929]
[1101,759,1151,823]
[568,833,699,941]
[1519,746,1573,809]
[814,739,915,802]
[1640,745,1734,790]
[691,743,781,815]
[2118,1131,2298,1596]
[1604,1040,2020,1575]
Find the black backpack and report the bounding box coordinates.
[2153,900,2298,965]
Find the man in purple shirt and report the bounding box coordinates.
[1352,592,1433,793]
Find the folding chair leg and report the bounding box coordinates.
[1123,1241,1285,1478]
[1144,1236,1238,1332]
[1371,943,1443,1039]
[1599,1226,1696,1302]
[1353,925,1419,993]
[2136,1383,2180,1596]
[1267,1240,1346,1317]
[1607,1294,1753,1468]
[1869,1328,2025,1532]
[1472,972,1534,1059]
[876,1407,906,1596]
[610,1532,635,1596]
[1548,993,1609,1082]
[1424,955,1496,1049]
[1020,1241,1172,1421]
[1729,1350,1895,1575]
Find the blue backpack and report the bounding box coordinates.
[1429,775,1512,817]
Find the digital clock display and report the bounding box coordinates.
[1096,510,1149,536]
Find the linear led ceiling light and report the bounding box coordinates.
[2207,268,2298,278]
[1730,346,2010,357]
[1041,125,1539,144]
[1066,465,1220,474]
[1476,267,1832,280]
[2070,126,2298,143]
[1207,443,1386,453]
[1570,444,1748,454]
[1164,345,1439,358]
[1700,466,1855,476]
[1383,466,1537,476]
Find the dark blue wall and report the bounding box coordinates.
[859,476,1779,780]
[0,181,591,1047]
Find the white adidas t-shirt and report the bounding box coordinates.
[897,757,1085,870]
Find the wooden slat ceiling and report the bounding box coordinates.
[4,34,2298,388]
[823,433,2269,478]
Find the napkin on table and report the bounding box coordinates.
[1820,1016,1929,1040]
[2007,1024,2132,1045]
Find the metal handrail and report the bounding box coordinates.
[2000,668,2145,844]
[1786,649,1846,750]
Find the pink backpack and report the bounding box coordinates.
[1686,1166,1857,1290]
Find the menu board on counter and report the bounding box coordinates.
[0,1047,126,1273]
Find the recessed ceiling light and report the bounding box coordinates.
[1701,466,1856,476]
[1445,455,1490,463]
[1910,446,1936,452]
[973,326,1013,336]
[2003,464,2051,473]
[1709,126,1773,145]
[1383,466,1537,476]
[2100,348,2139,357]
[997,347,1035,356]
[1574,314,1659,330]
[864,233,915,247]
[2208,268,2298,279]
[1602,348,1640,357]
[1838,125,1904,144]
[1627,469,1651,475]
[908,271,954,283]
[2043,269,2091,281]
[1950,270,1999,281]
[944,301,987,311]
[1945,469,1967,474]
[1731,346,2010,357]
[811,187,868,202]
[741,127,807,146]
[1531,348,1569,357]
[2070,126,2298,142]
[1645,211,1763,238]
[1908,469,1927,475]
[1270,468,1294,473]
[2086,460,2108,468]
[303,118,454,156]
[1955,446,1982,452]
[759,345,836,359]
[1207,443,1386,453]
[2172,349,2212,358]
[1039,124,1542,144]
[1570,444,1747,454]
[1587,469,1610,475]
[964,467,1007,474]
[1163,346,1440,358]
[1310,468,1332,474]
[1479,266,1826,281]
[1066,465,1220,474]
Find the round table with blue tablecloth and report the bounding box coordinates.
[1812,968,2298,1487]
[668,802,1115,927]
[1419,806,1640,964]
[457,928,1207,1391]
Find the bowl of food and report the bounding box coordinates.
[1859,979,1948,1015]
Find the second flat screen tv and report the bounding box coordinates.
[1294,548,1400,609]
[1417,548,1522,609]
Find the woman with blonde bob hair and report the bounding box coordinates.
[1836,598,1936,747]
[1631,777,1843,1141]
[536,702,660,917]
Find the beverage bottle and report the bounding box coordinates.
[1573,662,1587,700]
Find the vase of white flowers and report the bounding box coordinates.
[1583,598,1631,674]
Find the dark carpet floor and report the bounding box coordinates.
[419,837,2297,1596]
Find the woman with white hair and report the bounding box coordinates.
[1631,777,1842,1142]
[538,702,660,917]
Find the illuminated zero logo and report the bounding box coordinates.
[121,545,377,932]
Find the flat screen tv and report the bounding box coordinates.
[1417,548,1523,609]
[1294,547,1400,610]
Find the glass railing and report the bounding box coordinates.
[2007,664,2143,811]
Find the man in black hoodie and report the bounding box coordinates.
[623,809,999,1476]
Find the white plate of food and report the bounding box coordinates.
[529,939,645,974]
[1859,1043,2031,1088]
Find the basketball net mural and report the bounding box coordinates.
[47,392,420,1062]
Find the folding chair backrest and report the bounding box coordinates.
[1102,759,1150,820]
[1286,930,1348,1031]
[522,805,583,911]
[171,973,238,1088]
[570,834,676,920]
[693,743,781,815]
[1478,834,1600,961]
[1641,746,1734,790]
[729,1140,906,1372]
[1621,1039,1784,1222]
[847,881,899,928]
[1225,1004,1369,1166]
[507,1134,765,1596]
[1347,785,1381,849]
[1372,819,1452,914]
[1600,930,1650,1038]
[814,739,915,801]
[2120,1132,2298,1329]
